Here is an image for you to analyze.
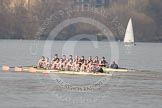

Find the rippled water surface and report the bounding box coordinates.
[0,40,162,108]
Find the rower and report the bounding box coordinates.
[93,56,99,66]
[110,61,118,69]
[59,58,65,70]
[51,54,59,64]
[78,56,85,67]
[67,55,73,62]
[51,58,60,69]
[74,55,79,62]
[66,59,73,71]
[81,60,88,72]
[61,55,67,69]
[87,56,93,64]
[87,60,94,72]
[72,58,80,71]
[99,57,108,67]
[37,56,46,68]
[62,55,67,62]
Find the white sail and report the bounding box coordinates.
[124,18,135,45]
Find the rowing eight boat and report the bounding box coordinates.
[1,65,131,76]
[22,67,113,76]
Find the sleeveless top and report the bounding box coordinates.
[101,60,107,65]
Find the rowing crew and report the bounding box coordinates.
[37,54,118,72]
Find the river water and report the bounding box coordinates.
[0,40,162,108]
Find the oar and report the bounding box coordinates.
[1,65,22,72]
[1,66,10,71]
[1,65,33,72]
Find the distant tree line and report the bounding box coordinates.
[0,0,162,42]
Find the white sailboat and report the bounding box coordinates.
[124,18,135,46]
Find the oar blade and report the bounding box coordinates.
[2,66,10,71]
[42,70,50,74]
[29,67,37,73]
[14,67,22,72]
